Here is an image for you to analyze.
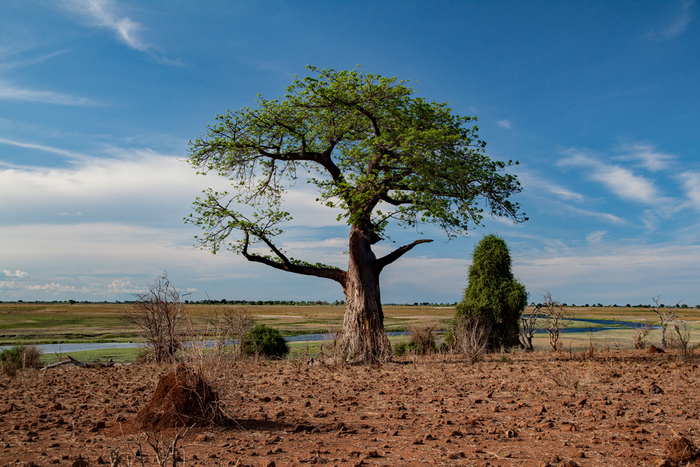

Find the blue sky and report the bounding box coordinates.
[1,0,699,305]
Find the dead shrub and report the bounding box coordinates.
[449,316,491,364]
[632,321,653,350]
[540,293,570,351]
[123,273,185,363]
[519,305,539,351]
[318,329,345,368]
[407,319,437,355]
[670,320,693,360]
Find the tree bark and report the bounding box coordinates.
[341,224,392,363]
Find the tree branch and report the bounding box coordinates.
[375,239,433,272]
[241,232,346,284]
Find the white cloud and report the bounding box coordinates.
[59,0,148,52]
[594,166,658,203]
[106,279,142,294]
[3,269,28,278]
[646,0,695,40]
[558,151,659,204]
[24,282,91,294]
[615,143,676,172]
[516,242,700,303]
[497,120,512,129]
[0,50,69,71]
[0,80,99,106]
[518,171,585,202]
[679,172,700,210]
[585,231,607,244]
[0,138,88,159]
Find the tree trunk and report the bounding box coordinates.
[341,225,392,363]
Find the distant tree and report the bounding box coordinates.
[456,234,527,349]
[187,66,526,363]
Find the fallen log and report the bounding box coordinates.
[42,355,88,370]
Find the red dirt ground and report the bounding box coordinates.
[2,349,700,466]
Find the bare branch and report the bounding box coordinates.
[376,239,433,272]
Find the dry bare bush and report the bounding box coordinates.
[114,424,191,467]
[519,304,540,351]
[408,319,437,355]
[632,321,653,350]
[177,313,248,423]
[123,274,185,363]
[318,329,345,368]
[449,316,491,364]
[540,293,570,351]
[201,307,253,359]
[544,365,580,390]
[652,296,682,349]
[670,320,693,360]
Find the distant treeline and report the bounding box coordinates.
[184,299,459,307]
[3,299,697,308]
[1,299,458,306]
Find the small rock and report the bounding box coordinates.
[71,460,89,467]
[561,423,577,432]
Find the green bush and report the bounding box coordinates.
[242,324,289,358]
[1,345,42,373]
[456,234,526,350]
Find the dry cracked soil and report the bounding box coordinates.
[2,349,700,467]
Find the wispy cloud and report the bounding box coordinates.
[497,120,512,129]
[0,138,89,160]
[646,0,696,40]
[585,231,607,244]
[564,205,625,225]
[57,0,181,64]
[615,143,676,172]
[518,171,585,202]
[59,0,148,52]
[0,50,70,71]
[679,172,700,210]
[558,150,660,204]
[0,80,99,106]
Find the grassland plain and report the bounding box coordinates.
[1,303,699,364]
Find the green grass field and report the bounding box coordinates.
[2,302,699,363]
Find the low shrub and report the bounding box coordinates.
[242,324,289,358]
[1,345,42,374]
[407,321,437,355]
[393,341,422,356]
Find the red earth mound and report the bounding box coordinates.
[136,364,223,430]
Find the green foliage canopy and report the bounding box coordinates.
[186,66,526,279]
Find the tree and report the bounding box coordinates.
[186,66,526,363]
[456,234,527,349]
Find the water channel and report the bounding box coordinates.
[3,317,650,354]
